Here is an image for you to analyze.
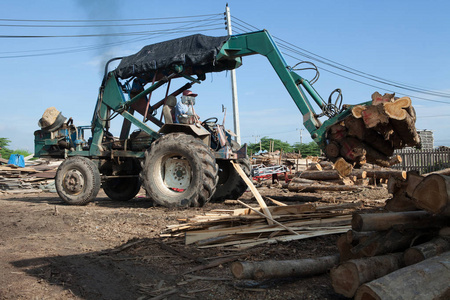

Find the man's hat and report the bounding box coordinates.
[182,90,198,97]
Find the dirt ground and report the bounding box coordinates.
[0,186,389,300]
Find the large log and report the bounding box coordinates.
[297,170,343,180]
[231,254,339,280]
[355,251,450,300]
[404,237,450,266]
[371,91,395,106]
[360,105,390,129]
[334,157,353,177]
[359,229,421,257]
[412,174,450,216]
[339,137,367,164]
[344,116,394,157]
[405,171,424,197]
[365,169,407,180]
[351,211,446,232]
[424,167,450,177]
[385,193,417,212]
[337,234,362,262]
[287,183,361,192]
[331,253,404,298]
[384,97,421,147]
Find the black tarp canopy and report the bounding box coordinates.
[115,34,238,81]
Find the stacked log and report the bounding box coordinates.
[386,170,450,215]
[324,92,420,167]
[287,158,407,192]
[331,204,450,298]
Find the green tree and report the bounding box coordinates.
[247,136,294,155]
[293,141,321,157]
[0,138,31,159]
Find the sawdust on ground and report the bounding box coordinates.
[0,186,389,300]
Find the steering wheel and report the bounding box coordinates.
[201,117,218,127]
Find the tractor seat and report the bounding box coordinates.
[162,95,177,124]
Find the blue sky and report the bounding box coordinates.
[1,0,450,152]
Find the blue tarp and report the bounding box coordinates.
[8,154,25,168]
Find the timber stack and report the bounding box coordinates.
[330,168,450,299]
[325,92,420,167]
[286,157,407,193]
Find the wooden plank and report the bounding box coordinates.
[198,228,350,249]
[231,161,273,225]
[237,200,300,236]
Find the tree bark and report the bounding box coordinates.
[288,183,361,192]
[365,169,407,180]
[412,174,450,216]
[355,251,450,300]
[359,229,421,257]
[297,170,343,181]
[331,253,404,298]
[334,157,353,177]
[384,97,421,147]
[325,141,340,158]
[230,254,340,280]
[351,211,443,232]
[404,237,450,266]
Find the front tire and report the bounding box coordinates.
[141,133,218,207]
[55,156,101,205]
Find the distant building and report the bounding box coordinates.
[418,130,433,150]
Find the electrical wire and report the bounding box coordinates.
[231,17,450,103]
[0,14,222,23]
[0,15,224,58]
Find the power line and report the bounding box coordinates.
[0,14,222,23]
[0,15,225,59]
[232,17,450,102]
[0,23,224,38]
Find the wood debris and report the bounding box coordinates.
[0,158,60,193]
[162,201,362,249]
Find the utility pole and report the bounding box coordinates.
[225,4,241,144]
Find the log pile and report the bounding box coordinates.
[286,157,406,193]
[331,207,450,298]
[325,92,420,167]
[386,168,450,215]
[329,168,450,298]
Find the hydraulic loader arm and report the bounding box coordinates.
[216,30,331,142]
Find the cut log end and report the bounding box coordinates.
[412,174,450,215]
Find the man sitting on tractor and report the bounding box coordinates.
[175,90,199,124]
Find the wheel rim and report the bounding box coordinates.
[161,156,192,191]
[63,169,85,195]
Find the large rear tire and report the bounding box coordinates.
[55,156,101,205]
[141,133,218,207]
